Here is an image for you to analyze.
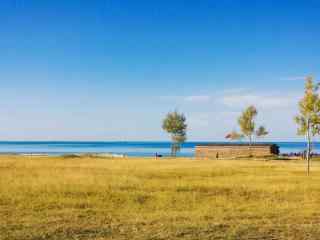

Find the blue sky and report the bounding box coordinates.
[0,0,319,141]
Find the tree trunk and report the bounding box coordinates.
[171,143,175,157]
[306,119,311,176]
[249,134,253,157]
[171,142,179,157]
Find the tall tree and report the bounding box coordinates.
[162,111,187,157]
[228,106,268,145]
[295,76,320,175]
[237,105,267,145]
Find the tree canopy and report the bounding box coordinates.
[295,76,320,175]
[162,111,187,156]
[238,105,258,143]
[226,105,268,144]
[256,126,268,138]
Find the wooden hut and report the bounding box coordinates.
[195,143,279,159]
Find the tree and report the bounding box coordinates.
[295,76,320,175]
[237,105,268,144]
[225,130,244,141]
[256,126,268,139]
[162,111,187,157]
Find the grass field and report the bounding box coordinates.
[1,155,320,240]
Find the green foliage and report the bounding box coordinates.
[256,126,268,138]
[238,106,257,139]
[295,76,320,136]
[235,105,268,144]
[295,76,320,175]
[162,111,187,156]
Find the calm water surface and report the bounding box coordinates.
[0,141,317,157]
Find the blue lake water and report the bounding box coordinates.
[0,141,317,157]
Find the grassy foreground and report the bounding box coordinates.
[1,155,320,240]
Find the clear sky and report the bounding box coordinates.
[0,0,320,141]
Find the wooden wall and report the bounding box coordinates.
[195,145,278,159]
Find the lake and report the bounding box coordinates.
[0,141,316,156]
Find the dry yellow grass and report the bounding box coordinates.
[1,155,320,239]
